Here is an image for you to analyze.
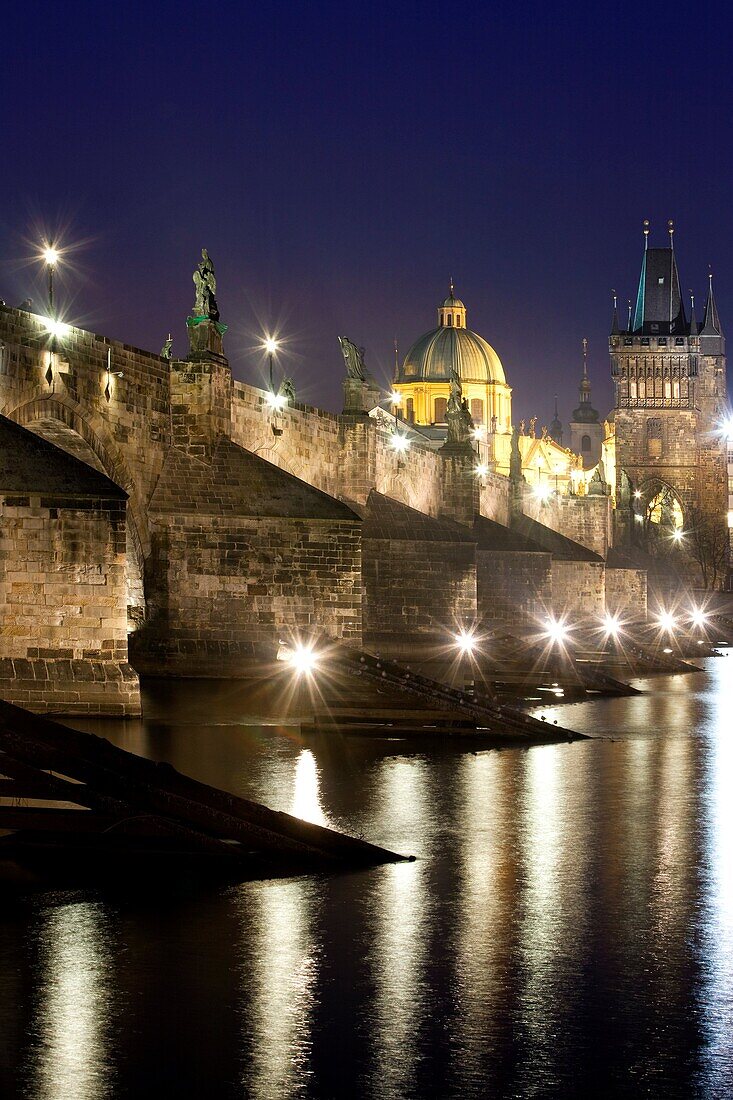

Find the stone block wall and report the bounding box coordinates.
[521,491,612,557]
[136,514,362,675]
[605,567,648,620]
[551,560,606,617]
[0,305,171,561]
[476,550,553,625]
[362,538,476,652]
[0,493,140,714]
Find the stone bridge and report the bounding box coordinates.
[0,302,640,713]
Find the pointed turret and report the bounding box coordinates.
[572,339,599,423]
[631,219,687,335]
[701,270,722,335]
[611,290,620,335]
[689,291,697,336]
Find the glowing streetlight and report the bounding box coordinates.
[690,607,707,629]
[544,616,569,644]
[474,463,489,477]
[453,628,477,656]
[263,335,280,392]
[657,610,677,632]
[671,528,684,544]
[41,241,59,315]
[278,641,319,676]
[265,390,287,411]
[388,390,401,406]
[533,483,552,502]
[391,433,409,454]
[603,613,621,637]
[633,490,642,499]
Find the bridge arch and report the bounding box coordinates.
[6,395,149,626]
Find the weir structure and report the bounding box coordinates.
[0,261,648,716]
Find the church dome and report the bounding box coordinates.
[397,285,506,385]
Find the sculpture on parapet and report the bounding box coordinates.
[281,377,296,405]
[187,249,227,359]
[445,366,474,447]
[192,248,220,321]
[338,335,380,414]
[160,334,173,360]
[510,425,524,483]
[338,336,367,381]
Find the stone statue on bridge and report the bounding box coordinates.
[337,336,367,381]
[445,366,474,447]
[192,249,220,322]
[160,334,173,360]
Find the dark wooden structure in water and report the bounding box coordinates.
[0,699,407,882]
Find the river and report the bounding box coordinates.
[2,655,733,1098]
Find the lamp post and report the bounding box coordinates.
[43,244,59,317]
[264,336,279,393]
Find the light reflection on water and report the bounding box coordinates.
[25,902,115,1100]
[2,658,733,1097]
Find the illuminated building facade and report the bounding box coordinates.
[608,225,728,571]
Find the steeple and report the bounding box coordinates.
[611,289,620,335]
[572,338,599,423]
[701,269,722,336]
[631,219,686,335]
[549,394,563,445]
[689,290,697,336]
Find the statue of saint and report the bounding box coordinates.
[160,334,173,360]
[446,367,473,445]
[541,424,549,440]
[281,377,296,404]
[510,425,523,482]
[490,414,498,434]
[529,416,537,439]
[337,336,366,380]
[192,248,220,321]
[519,419,525,436]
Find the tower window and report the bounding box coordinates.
[658,277,665,286]
[624,338,633,346]
[675,338,684,346]
[470,398,483,424]
[647,417,662,458]
[446,315,453,326]
[434,397,447,423]
[641,338,650,346]
[581,434,591,452]
[658,338,667,346]
[406,397,414,423]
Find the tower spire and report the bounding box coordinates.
[689,290,697,336]
[701,266,722,335]
[611,289,620,335]
[643,218,650,250]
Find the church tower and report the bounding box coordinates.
[609,221,728,576]
[568,338,603,467]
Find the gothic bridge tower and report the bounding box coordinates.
[609,222,728,573]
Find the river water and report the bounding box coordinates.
[2,656,733,1099]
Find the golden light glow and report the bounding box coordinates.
[265,391,287,410]
[43,317,69,338]
[391,433,409,453]
[657,611,677,632]
[453,628,477,656]
[42,245,59,266]
[263,336,279,355]
[290,749,328,826]
[544,616,569,644]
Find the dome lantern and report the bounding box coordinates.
[438,279,467,329]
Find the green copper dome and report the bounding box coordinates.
[398,286,506,385]
[397,325,506,385]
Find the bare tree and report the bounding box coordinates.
[685,506,729,590]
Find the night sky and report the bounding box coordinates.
[2,0,732,425]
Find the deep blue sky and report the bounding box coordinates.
[2,0,731,425]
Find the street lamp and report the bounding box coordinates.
[42,243,59,316]
[263,336,279,393]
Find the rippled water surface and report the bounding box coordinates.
[2,656,733,1098]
